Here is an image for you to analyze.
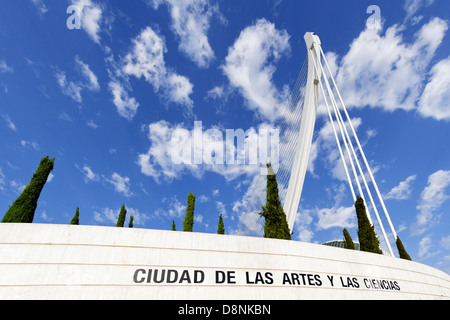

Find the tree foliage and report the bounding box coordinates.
[183,192,195,232]
[396,236,412,261]
[259,163,291,240]
[217,214,225,235]
[70,207,80,225]
[172,219,176,231]
[355,196,382,254]
[343,228,355,250]
[116,204,127,227]
[128,215,134,228]
[2,156,55,223]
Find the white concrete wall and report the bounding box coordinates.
[0,223,448,300]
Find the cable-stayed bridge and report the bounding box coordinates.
[241,32,398,257]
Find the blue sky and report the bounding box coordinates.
[0,0,449,273]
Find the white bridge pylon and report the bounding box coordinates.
[283,32,397,257]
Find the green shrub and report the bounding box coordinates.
[183,193,195,232]
[355,196,382,254]
[343,228,355,250]
[116,204,127,227]
[217,214,225,235]
[259,163,291,240]
[70,207,80,225]
[396,236,412,261]
[2,156,55,223]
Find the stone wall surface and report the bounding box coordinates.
[0,224,448,300]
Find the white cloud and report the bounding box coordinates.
[315,205,356,231]
[232,211,264,237]
[0,83,7,94]
[440,235,450,250]
[310,117,363,182]
[150,0,223,68]
[414,170,450,235]
[294,208,314,243]
[10,180,26,194]
[222,18,291,121]
[20,140,40,151]
[281,183,357,243]
[55,57,100,103]
[46,172,54,183]
[30,0,48,16]
[194,213,204,224]
[108,81,140,120]
[418,56,450,121]
[71,0,103,44]
[164,73,195,108]
[138,120,188,182]
[154,196,186,218]
[197,194,209,203]
[418,236,432,258]
[418,236,433,258]
[333,17,448,113]
[216,201,227,218]
[55,70,83,103]
[0,168,6,191]
[137,120,263,183]
[77,165,133,197]
[94,207,148,226]
[127,207,150,226]
[94,207,117,224]
[58,111,73,123]
[205,85,234,114]
[122,27,166,81]
[231,175,266,237]
[40,211,53,222]
[206,85,226,101]
[122,27,194,112]
[95,206,149,226]
[385,175,417,200]
[1,114,17,131]
[86,119,98,129]
[75,56,100,91]
[0,60,14,74]
[303,183,357,232]
[106,172,134,197]
[404,0,434,21]
[80,165,99,183]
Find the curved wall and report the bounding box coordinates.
[0,224,448,300]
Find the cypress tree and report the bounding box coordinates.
[355,196,382,254]
[217,214,225,235]
[116,204,127,227]
[70,207,80,225]
[172,219,176,231]
[259,163,291,240]
[343,228,355,250]
[183,192,195,232]
[2,156,55,223]
[396,236,412,261]
[128,215,134,228]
